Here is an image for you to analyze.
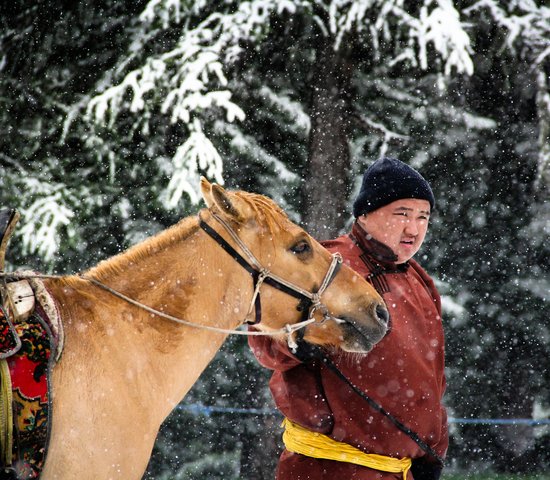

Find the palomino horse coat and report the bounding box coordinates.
[39,179,388,479]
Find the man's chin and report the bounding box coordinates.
[396,248,418,263]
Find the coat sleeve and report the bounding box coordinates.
[248,332,334,433]
[409,260,449,462]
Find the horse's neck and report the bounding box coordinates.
[48,223,251,417]
[84,219,249,327]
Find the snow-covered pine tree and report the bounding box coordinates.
[431,1,550,472]
[1,0,548,476]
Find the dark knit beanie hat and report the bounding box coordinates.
[352,157,435,217]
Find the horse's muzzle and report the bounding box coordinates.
[375,303,391,334]
[338,302,390,353]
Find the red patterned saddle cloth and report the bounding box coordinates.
[0,298,59,479]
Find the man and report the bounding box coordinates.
[249,157,448,480]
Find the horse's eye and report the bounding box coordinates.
[290,240,311,256]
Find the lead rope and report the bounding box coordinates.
[320,354,445,465]
[0,271,314,340]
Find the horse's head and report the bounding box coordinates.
[200,178,389,354]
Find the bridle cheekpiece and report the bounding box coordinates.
[198,211,344,341]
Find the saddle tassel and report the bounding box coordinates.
[0,359,13,468]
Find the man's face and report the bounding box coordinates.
[357,198,431,264]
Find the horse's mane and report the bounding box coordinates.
[83,215,200,282]
[78,191,289,284]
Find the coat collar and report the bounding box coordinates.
[350,221,409,272]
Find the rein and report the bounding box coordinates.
[0,272,312,340]
[0,212,345,343]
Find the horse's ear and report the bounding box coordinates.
[200,176,215,208]
[210,184,249,223]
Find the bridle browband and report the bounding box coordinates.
[199,211,344,331]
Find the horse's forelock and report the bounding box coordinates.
[234,191,289,234]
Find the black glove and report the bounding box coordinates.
[291,338,326,363]
[410,457,443,480]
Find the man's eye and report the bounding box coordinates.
[290,240,311,255]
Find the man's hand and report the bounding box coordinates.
[291,338,326,363]
[410,457,443,480]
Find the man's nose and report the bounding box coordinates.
[404,220,419,235]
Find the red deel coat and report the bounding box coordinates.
[249,223,448,480]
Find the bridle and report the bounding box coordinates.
[199,210,345,336]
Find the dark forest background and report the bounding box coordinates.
[1,1,548,478]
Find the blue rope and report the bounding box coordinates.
[179,404,277,416]
[177,404,550,426]
[448,417,550,426]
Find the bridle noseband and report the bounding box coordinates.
[199,211,344,331]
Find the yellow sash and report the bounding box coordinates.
[282,418,412,480]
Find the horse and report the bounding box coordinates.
[32,178,389,479]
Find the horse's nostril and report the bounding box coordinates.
[376,305,390,325]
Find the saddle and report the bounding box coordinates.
[0,210,56,479]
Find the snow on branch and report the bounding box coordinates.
[328,0,473,75]
[18,180,76,261]
[140,0,187,27]
[86,60,166,127]
[351,112,410,158]
[465,0,550,64]
[414,1,474,75]
[259,86,311,134]
[217,122,298,184]
[87,0,310,208]
[160,120,224,208]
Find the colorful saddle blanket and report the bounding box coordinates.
[0,282,61,479]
